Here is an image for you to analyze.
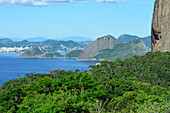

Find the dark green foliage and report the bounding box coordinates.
[65,50,83,58]
[92,52,170,88]
[0,52,169,112]
[43,52,63,58]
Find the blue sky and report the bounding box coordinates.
[0,0,155,39]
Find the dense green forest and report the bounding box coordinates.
[65,50,83,58]
[0,52,169,112]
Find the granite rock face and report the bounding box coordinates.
[151,0,170,52]
[77,35,118,60]
[77,35,150,61]
[94,39,149,61]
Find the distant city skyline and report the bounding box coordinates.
[0,0,154,39]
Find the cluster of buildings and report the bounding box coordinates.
[0,47,30,53]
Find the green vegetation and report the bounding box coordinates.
[19,47,83,58]
[43,52,63,58]
[65,50,83,58]
[95,39,149,60]
[19,46,63,58]
[117,34,151,49]
[0,38,92,52]
[141,36,151,49]
[19,46,44,57]
[0,52,169,112]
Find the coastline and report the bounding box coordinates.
[76,58,103,61]
[18,56,66,59]
[18,56,102,61]
[18,56,77,59]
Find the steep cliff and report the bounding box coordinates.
[94,39,149,60]
[151,0,170,52]
[77,35,118,60]
[77,35,149,61]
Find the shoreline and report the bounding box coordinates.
[76,58,103,61]
[18,56,69,59]
[18,56,102,61]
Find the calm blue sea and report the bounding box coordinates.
[0,53,99,86]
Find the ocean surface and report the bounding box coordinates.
[0,53,99,86]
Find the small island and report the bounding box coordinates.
[19,46,83,58]
[19,46,63,58]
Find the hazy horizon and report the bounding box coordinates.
[0,34,151,41]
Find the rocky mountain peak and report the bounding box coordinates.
[97,35,116,40]
[77,35,118,60]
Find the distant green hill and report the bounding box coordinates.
[117,34,140,42]
[65,50,83,58]
[0,38,15,47]
[42,52,63,58]
[141,36,151,49]
[117,34,151,49]
[95,39,149,60]
[0,39,92,52]
[19,46,63,58]
[78,35,149,61]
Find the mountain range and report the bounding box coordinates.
[117,34,151,49]
[0,34,151,59]
[0,38,92,52]
[0,34,150,45]
[0,36,94,42]
[77,35,150,61]
[17,34,150,60]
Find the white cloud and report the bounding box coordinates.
[0,0,9,5]
[0,0,125,6]
[0,0,47,6]
[10,0,48,6]
[44,0,88,4]
[95,0,125,3]
[0,0,88,6]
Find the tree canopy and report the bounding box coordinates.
[0,51,169,113]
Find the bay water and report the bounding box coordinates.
[0,53,99,86]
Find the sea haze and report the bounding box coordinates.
[0,53,99,86]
